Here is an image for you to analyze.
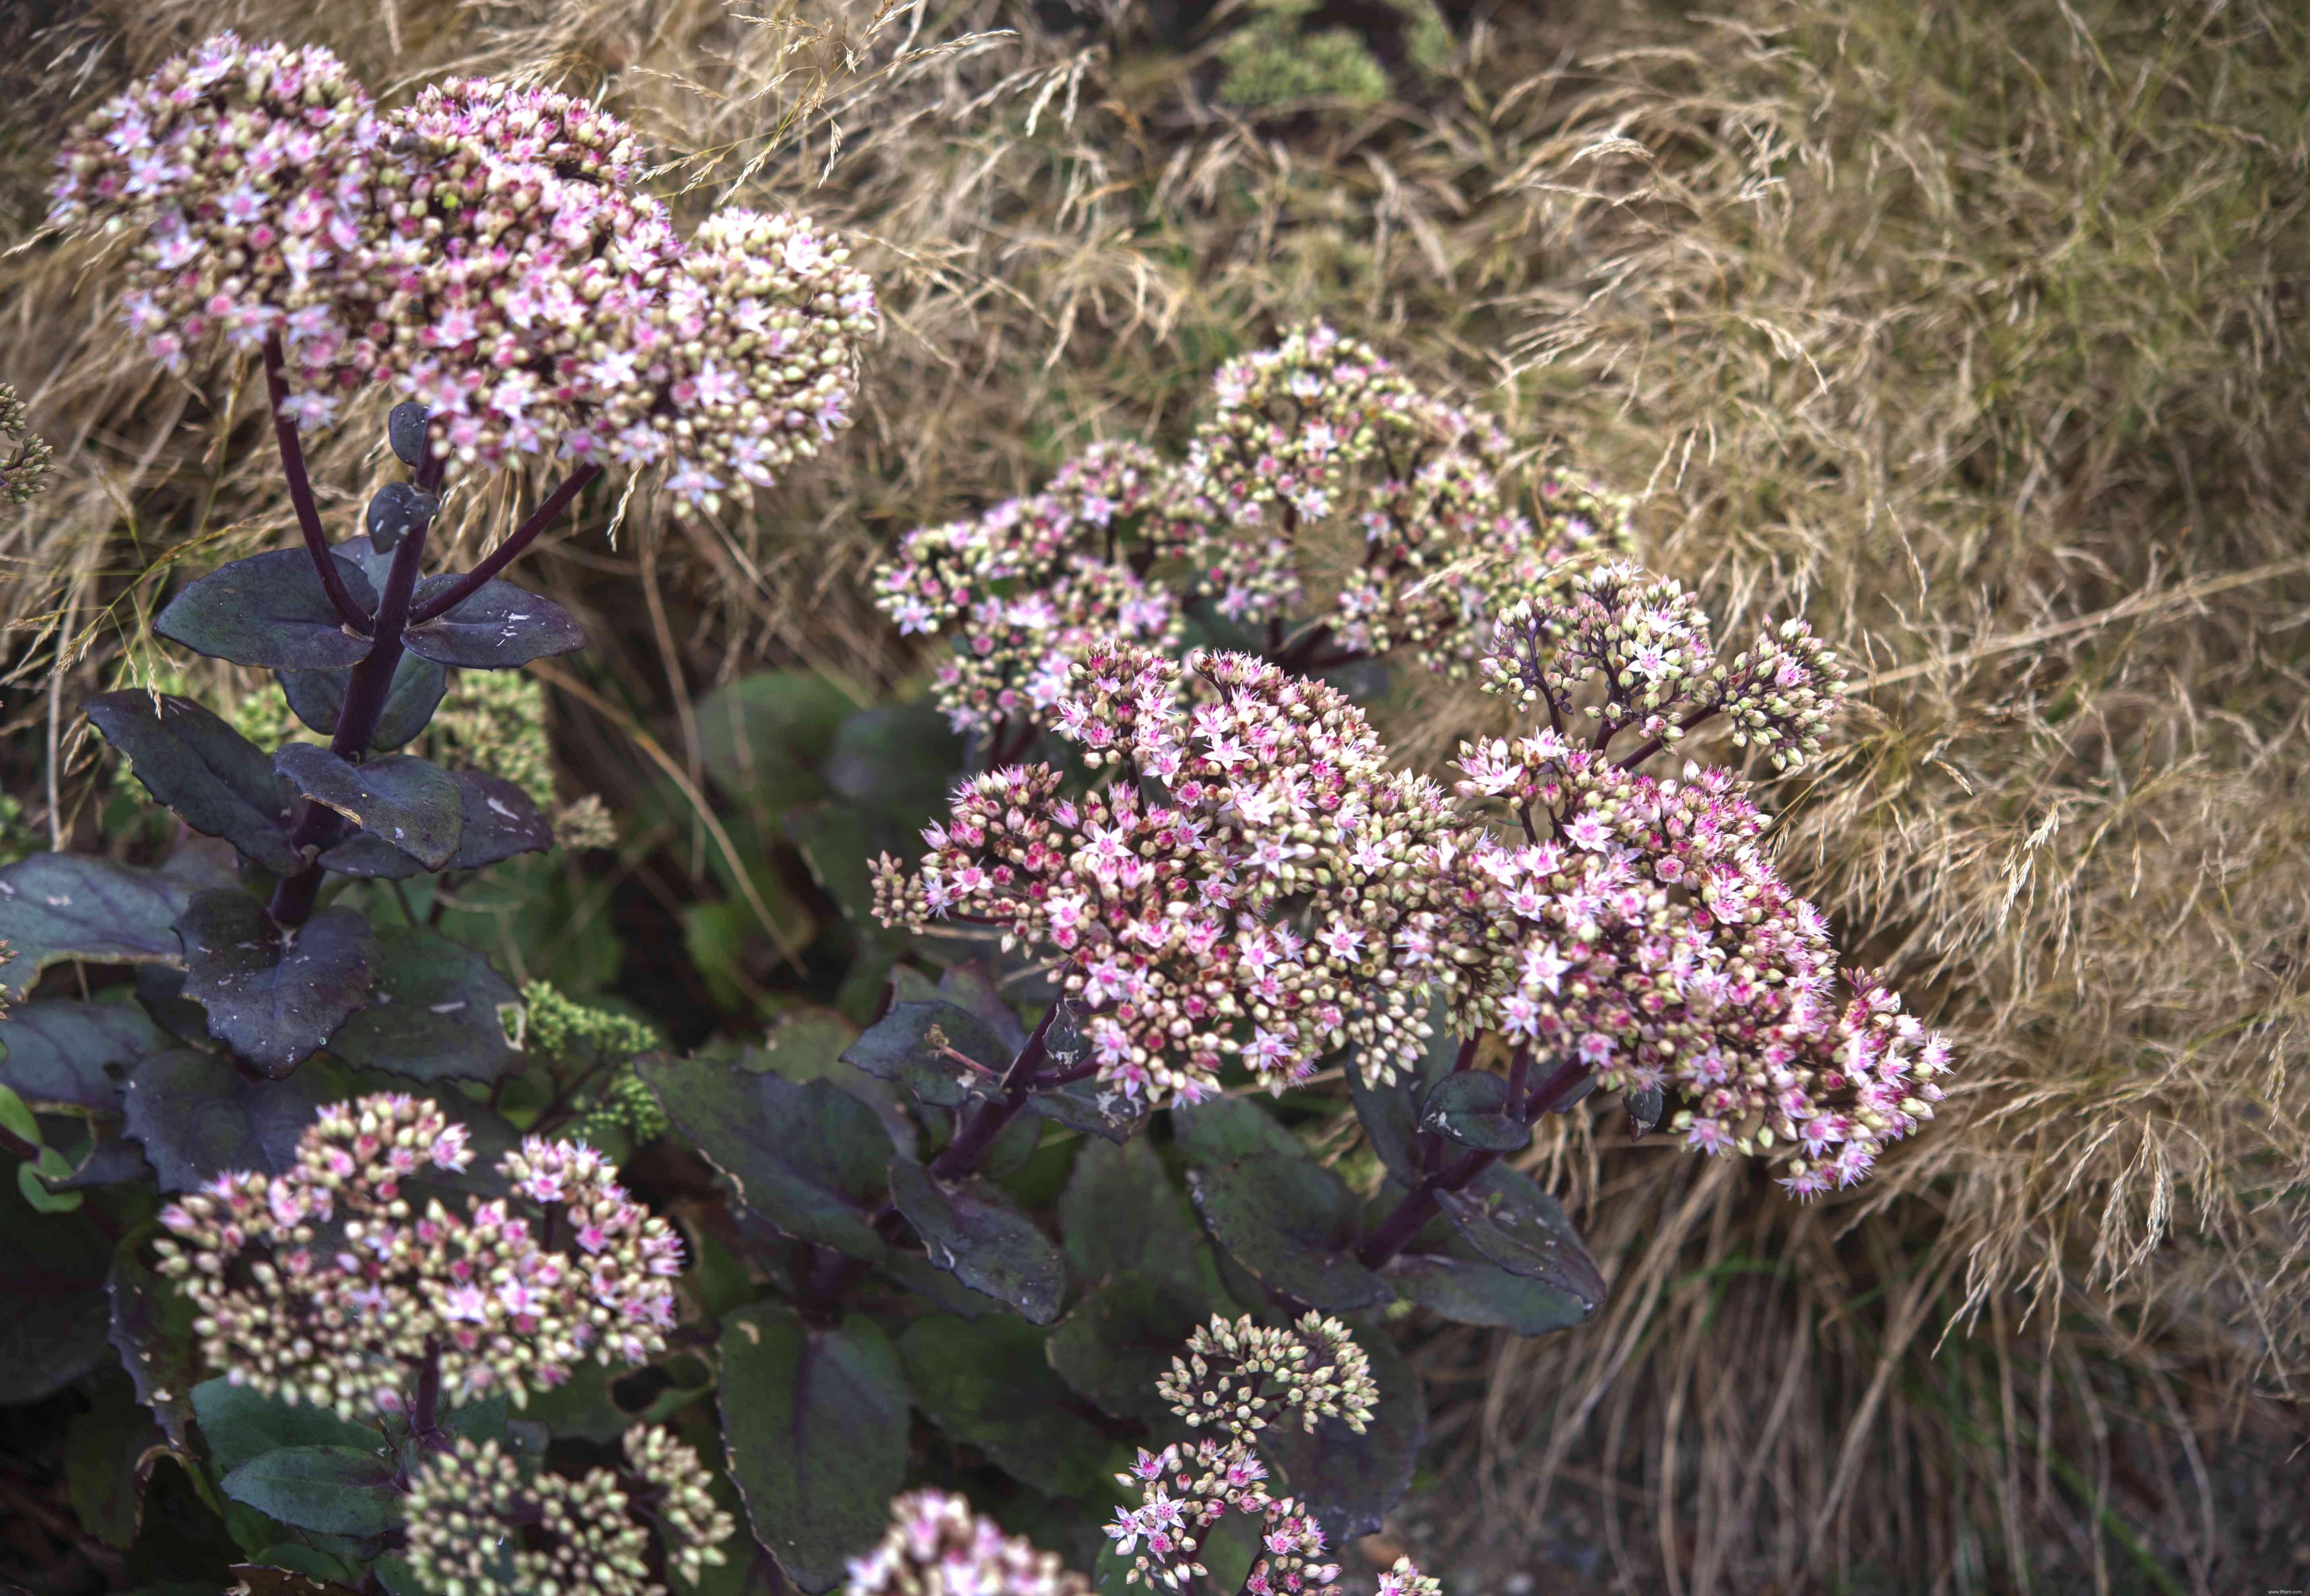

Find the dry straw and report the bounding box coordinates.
[4,0,2306,1587]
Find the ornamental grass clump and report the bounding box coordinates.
[152,1091,683,1419]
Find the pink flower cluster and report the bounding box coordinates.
[151,1092,685,1418]
[871,327,1631,746]
[870,645,1449,1105]
[847,1491,1091,1596]
[874,442,1195,738]
[49,33,876,505]
[1182,322,1626,671]
[1108,1313,1433,1596]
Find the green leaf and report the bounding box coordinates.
[1187,1158,1390,1312]
[274,746,463,870]
[1381,1247,1595,1336]
[735,1011,915,1154]
[0,998,172,1114]
[1417,1071,1531,1153]
[1258,1320,1424,1540]
[1172,1096,1308,1169]
[110,1225,202,1448]
[823,701,965,821]
[782,802,890,932]
[173,893,376,1077]
[518,1354,711,1445]
[0,1160,114,1402]
[637,1050,894,1260]
[123,1049,333,1192]
[1434,1165,1605,1313]
[324,926,520,1084]
[719,1304,909,1594]
[1347,1057,1434,1187]
[1029,1077,1151,1144]
[1046,1269,1218,1427]
[155,550,378,670]
[696,670,853,813]
[1059,1136,1205,1290]
[896,1313,1111,1496]
[221,1445,402,1536]
[0,852,203,999]
[66,1372,167,1550]
[841,1000,1012,1111]
[887,1156,1065,1324]
[403,575,584,669]
[278,653,449,753]
[192,1378,387,1475]
[84,692,300,875]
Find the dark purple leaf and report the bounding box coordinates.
[172,892,376,1077]
[1188,1157,1390,1312]
[1418,1069,1531,1153]
[324,926,519,1084]
[445,769,554,870]
[277,653,447,752]
[886,1156,1064,1324]
[1381,1247,1595,1336]
[155,550,376,670]
[0,998,171,1113]
[840,1000,1009,1110]
[403,575,583,668]
[191,1377,387,1473]
[1172,1095,1309,1168]
[1058,1136,1206,1289]
[364,482,436,552]
[1435,1164,1605,1313]
[0,1156,114,1402]
[64,1372,167,1550]
[108,1227,200,1448]
[719,1304,909,1594]
[225,1567,365,1596]
[636,1050,893,1260]
[1046,1269,1218,1427]
[0,854,200,1000]
[387,402,429,470]
[121,1047,333,1191]
[83,692,300,874]
[896,1313,1110,1496]
[274,746,462,870]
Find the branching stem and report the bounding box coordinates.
[263,335,371,635]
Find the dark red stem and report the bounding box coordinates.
[927,999,1061,1180]
[263,334,371,635]
[408,463,601,623]
[267,504,431,927]
[1356,1054,1589,1270]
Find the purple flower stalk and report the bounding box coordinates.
[152,1092,684,1419]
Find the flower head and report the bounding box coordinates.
[872,645,1445,1104]
[150,1092,683,1418]
[846,1490,1090,1596]
[405,1426,733,1596]
[0,387,54,507]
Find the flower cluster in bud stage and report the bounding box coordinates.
[871,644,1451,1105]
[846,1490,1092,1596]
[1108,1313,1434,1596]
[48,32,875,506]
[1,386,56,507]
[404,1424,735,1596]
[871,327,1631,747]
[151,1092,684,1418]
[1180,322,1628,671]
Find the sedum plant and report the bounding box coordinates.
[0,37,1957,1596]
[873,323,1634,763]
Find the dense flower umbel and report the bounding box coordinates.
[871,645,1448,1103]
[846,1490,1092,1596]
[1422,582,1951,1196]
[50,33,876,504]
[1481,561,1849,774]
[404,1425,735,1596]
[150,1093,684,1418]
[0,387,54,506]
[876,442,1199,736]
[47,33,389,391]
[1181,323,1628,672]
[1108,1313,1429,1596]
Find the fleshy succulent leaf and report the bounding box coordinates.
[895,1313,1111,1496]
[154,550,376,670]
[276,655,448,753]
[171,891,377,1077]
[83,692,300,874]
[273,746,463,870]
[885,1158,1066,1324]
[1188,1156,1391,1312]
[322,926,520,1084]
[403,576,583,668]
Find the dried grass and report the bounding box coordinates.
[3,0,2306,1586]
